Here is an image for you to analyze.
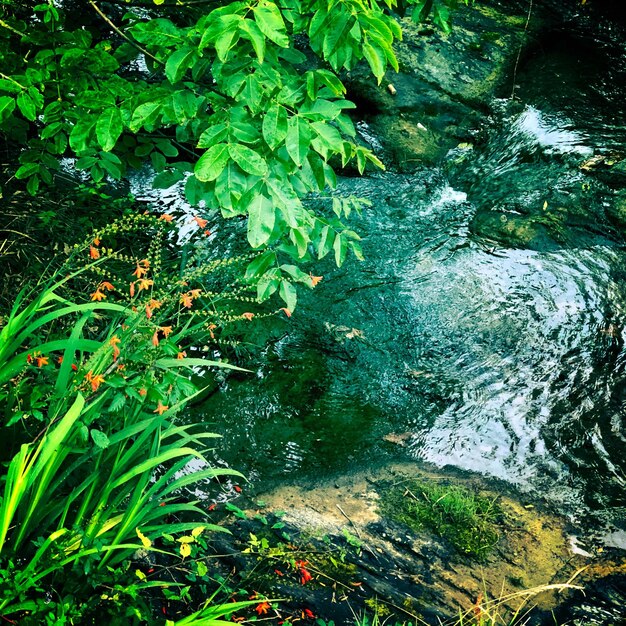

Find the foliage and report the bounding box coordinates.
[406,0,473,33]
[380,480,500,559]
[0,223,256,623]
[0,0,395,308]
[0,0,472,308]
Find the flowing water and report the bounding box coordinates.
[138,27,626,556]
[183,32,626,547]
[124,22,626,624]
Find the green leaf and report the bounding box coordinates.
[280,264,309,282]
[290,227,309,258]
[362,41,386,83]
[165,46,197,83]
[197,123,228,148]
[131,18,185,47]
[96,108,123,152]
[279,280,297,311]
[245,251,276,281]
[318,224,332,259]
[311,121,343,153]
[153,169,186,189]
[225,503,247,520]
[0,96,15,124]
[285,116,311,167]
[75,156,98,170]
[199,14,241,50]
[240,19,266,63]
[90,429,110,449]
[215,28,240,62]
[172,90,200,122]
[0,80,21,95]
[17,92,36,121]
[247,194,275,248]
[228,144,268,177]
[195,144,230,182]
[15,163,39,180]
[130,102,162,132]
[253,0,289,47]
[26,174,40,195]
[100,156,123,180]
[257,276,279,301]
[333,232,348,266]
[322,10,352,60]
[41,122,63,140]
[262,105,288,150]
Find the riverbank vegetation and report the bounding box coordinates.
[0,0,604,623]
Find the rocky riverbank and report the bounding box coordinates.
[202,462,626,624]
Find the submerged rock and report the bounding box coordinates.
[241,463,626,625]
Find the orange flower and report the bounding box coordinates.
[192,215,208,228]
[139,388,147,397]
[154,401,169,415]
[137,278,154,291]
[180,293,193,308]
[99,281,114,291]
[176,350,187,360]
[303,608,315,619]
[280,307,292,318]
[151,330,159,347]
[145,304,153,319]
[204,229,212,236]
[89,245,100,259]
[132,259,150,279]
[296,560,312,585]
[188,288,201,299]
[91,290,106,301]
[71,363,78,371]
[159,213,174,222]
[242,312,254,321]
[160,326,173,338]
[85,371,105,392]
[129,281,135,297]
[36,355,49,368]
[208,323,217,339]
[310,274,323,287]
[93,237,101,246]
[109,335,121,361]
[26,353,33,364]
[149,299,162,310]
[57,356,63,365]
[255,601,271,616]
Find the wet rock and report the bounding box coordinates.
[605,191,626,231]
[345,1,537,168]
[247,463,626,624]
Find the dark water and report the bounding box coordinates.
[138,31,626,553]
[188,34,626,539]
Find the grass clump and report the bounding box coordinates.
[380,480,500,559]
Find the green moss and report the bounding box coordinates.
[379,481,500,560]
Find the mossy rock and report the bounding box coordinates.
[379,479,501,560]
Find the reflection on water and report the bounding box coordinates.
[131,35,626,538]
[193,168,626,530]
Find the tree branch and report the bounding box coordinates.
[88,0,161,64]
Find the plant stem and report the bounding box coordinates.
[87,1,161,64]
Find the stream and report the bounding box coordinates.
[173,27,626,545]
[132,10,626,615]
